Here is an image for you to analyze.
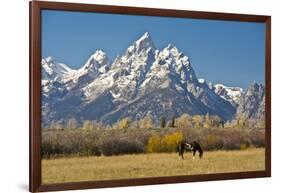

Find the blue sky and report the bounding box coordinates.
[42,10,265,89]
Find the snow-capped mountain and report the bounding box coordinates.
[214,84,244,106]
[41,56,76,82]
[235,82,265,120]
[76,50,111,79]
[41,32,264,127]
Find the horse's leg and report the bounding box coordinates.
[178,145,182,159]
[192,149,196,160]
[181,151,184,160]
[179,149,184,160]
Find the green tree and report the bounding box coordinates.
[160,117,166,128]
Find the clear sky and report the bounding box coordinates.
[42,10,265,89]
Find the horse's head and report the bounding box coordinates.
[184,143,193,150]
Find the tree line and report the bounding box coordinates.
[47,113,264,131]
[42,113,265,158]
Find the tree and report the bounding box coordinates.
[168,116,176,127]
[192,115,204,128]
[139,115,153,129]
[161,131,183,152]
[236,117,248,129]
[160,117,166,128]
[220,120,225,128]
[115,117,131,129]
[66,118,78,129]
[146,135,162,153]
[203,113,211,128]
[50,120,63,130]
[210,115,222,127]
[175,113,192,128]
[82,120,94,130]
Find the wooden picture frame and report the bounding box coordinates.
[30,1,271,192]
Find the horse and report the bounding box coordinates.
[178,141,203,160]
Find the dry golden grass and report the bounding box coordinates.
[42,148,265,184]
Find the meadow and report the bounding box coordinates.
[42,148,265,184]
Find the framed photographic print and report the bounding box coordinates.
[30,1,271,192]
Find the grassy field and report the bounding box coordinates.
[42,148,265,184]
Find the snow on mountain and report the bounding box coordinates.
[214,84,244,106]
[41,32,264,127]
[83,32,157,102]
[77,50,111,77]
[235,82,265,120]
[42,50,111,95]
[140,43,197,94]
[41,56,76,82]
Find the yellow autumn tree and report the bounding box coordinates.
[192,115,204,128]
[161,131,183,152]
[114,117,131,129]
[146,135,162,153]
[146,131,183,153]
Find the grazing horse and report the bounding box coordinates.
[178,141,203,160]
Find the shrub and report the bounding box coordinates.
[161,131,183,152]
[146,135,162,153]
[249,129,265,147]
[146,132,183,153]
[100,139,143,156]
[42,115,265,157]
[200,134,223,151]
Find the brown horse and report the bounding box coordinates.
[178,141,203,160]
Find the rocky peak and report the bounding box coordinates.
[41,56,75,81]
[81,50,110,73]
[236,82,265,120]
[154,44,196,84]
[246,82,264,97]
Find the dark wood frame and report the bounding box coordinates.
[30,1,271,192]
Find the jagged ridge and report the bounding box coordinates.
[41,32,264,127]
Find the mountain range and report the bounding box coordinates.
[41,32,265,127]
